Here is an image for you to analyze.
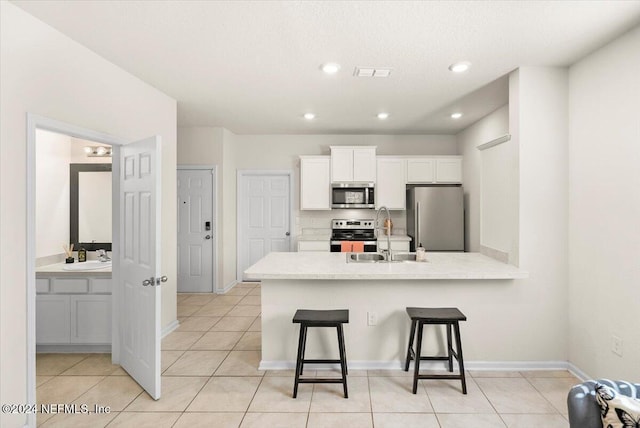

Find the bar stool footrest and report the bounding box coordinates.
[297,378,344,384]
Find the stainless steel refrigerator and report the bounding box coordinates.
[406,185,464,252]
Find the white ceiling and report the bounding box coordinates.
[13,1,640,135]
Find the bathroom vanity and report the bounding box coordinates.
[36,262,111,351]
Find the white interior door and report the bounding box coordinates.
[239,173,290,279]
[118,136,162,400]
[177,169,214,293]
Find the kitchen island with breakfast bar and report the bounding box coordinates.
[244,251,528,371]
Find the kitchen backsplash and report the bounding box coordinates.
[296,209,407,238]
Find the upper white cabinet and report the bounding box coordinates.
[376,157,406,210]
[407,157,462,184]
[435,158,463,183]
[406,158,435,183]
[300,156,331,210]
[330,146,376,183]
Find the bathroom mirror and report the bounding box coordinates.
[70,163,112,251]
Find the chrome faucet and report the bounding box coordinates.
[375,206,392,261]
[97,249,111,262]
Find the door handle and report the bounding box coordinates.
[285,232,290,236]
[143,276,168,286]
[205,235,211,240]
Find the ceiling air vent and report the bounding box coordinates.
[354,67,392,78]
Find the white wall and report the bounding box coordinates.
[0,4,177,426]
[35,130,71,259]
[456,105,509,252]
[568,26,640,380]
[511,66,570,363]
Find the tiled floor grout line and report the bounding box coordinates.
[471,375,509,427]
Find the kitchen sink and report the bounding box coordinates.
[346,253,387,263]
[390,252,418,262]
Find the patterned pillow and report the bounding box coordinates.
[595,383,640,428]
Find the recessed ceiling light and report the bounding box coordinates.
[321,63,340,74]
[448,61,471,73]
[451,112,463,119]
[377,112,389,120]
[303,113,316,120]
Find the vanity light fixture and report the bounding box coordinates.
[377,112,389,120]
[303,113,316,120]
[451,112,463,119]
[321,62,340,74]
[84,146,112,157]
[448,61,471,73]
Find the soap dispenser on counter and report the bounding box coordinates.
[78,247,87,262]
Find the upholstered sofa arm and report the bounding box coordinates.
[567,379,640,428]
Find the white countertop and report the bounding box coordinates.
[36,262,112,277]
[244,251,528,280]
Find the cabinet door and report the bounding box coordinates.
[436,158,462,183]
[407,158,436,183]
[330,148,354,182]
[300,156,331,210]
[70,295,111,344]
[376,157,406,209]
[297,240,330,251]
[36,295,71,344]
[353,148,376,182]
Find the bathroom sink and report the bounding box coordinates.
[62,260,112,271]
[390,252,418,262]
[346,253,387,263]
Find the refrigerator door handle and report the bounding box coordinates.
[415,202,420,247]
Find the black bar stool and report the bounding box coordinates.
[292,309,349,399]
[404,307,467,394]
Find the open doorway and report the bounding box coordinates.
[26,114,164,426]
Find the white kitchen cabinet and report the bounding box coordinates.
[376,157,406,209]
[330,146,376,182]
[36,275,112,346]
[407,157,462,184]
[407,158,436,183]
[436,158,463,183]
[300,156,331,210]
[297,240,330,252]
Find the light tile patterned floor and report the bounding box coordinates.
[36,282,578,427]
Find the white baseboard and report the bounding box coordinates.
[36,345,111,353]
[161,320,180,338]
[260,359,591,374]
[218,280,237,294]
[567,362,591,381]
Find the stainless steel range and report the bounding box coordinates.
[330,219,377,253]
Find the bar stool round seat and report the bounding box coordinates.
[404,307,467,394]
[292,309,349,399]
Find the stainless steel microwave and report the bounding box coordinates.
[331,182,375,209]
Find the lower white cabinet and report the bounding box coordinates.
[297,240,330,251]
[36,276,111,345]
[71,295,111,344]
[36,295,71,344]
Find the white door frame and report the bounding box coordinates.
[26,113,128,427]
[177,165,218,293]
[236,170,294,283]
